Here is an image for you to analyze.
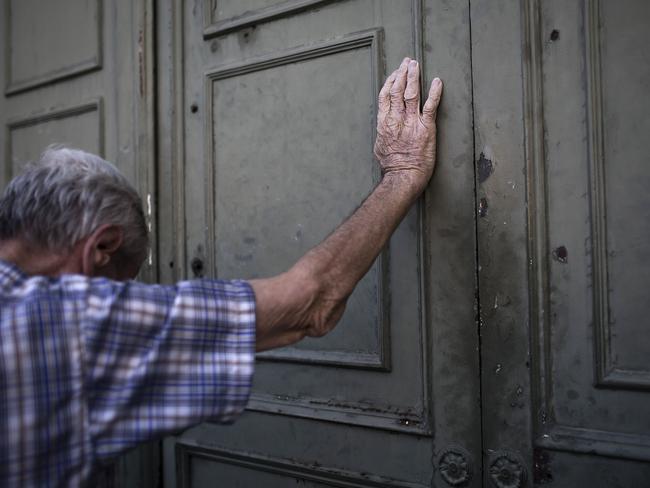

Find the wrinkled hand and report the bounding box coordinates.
[374,57,443,190]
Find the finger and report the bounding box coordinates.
[377,71,397,126]
[404,60,421,117]
[389,57,411,115]
[422,77,443,123]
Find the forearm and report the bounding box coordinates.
[251,174,421,351]
[296,173,422,301]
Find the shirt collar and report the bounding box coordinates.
[0,259,27,287]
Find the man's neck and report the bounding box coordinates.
[0,238,82,277]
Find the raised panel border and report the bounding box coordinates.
[5,98,105,182]
[257,348,385,370]
[175,441,428,488]
[247,391,428,435]
[204,28,391,371]
[524,0,650,461]
[203,0,341,38]
[585,0,650,391]
[4,0,103,96]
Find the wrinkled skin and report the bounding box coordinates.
[374,57,443,190]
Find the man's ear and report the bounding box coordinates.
[81,224,124,277]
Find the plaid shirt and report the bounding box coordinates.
[0,259,256,487]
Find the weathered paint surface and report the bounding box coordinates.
[471,0,534,484]
[474,0,650,485]
[158,0,480,486]
[3,0,649,486]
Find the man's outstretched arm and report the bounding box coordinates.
[251,57,443,351]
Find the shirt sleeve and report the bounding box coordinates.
[64,276,256,463]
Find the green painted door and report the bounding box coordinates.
[157,0,481,486]
[5,0,649,486]
[473,0,650,485]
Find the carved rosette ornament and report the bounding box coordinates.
[488,452,527,488]
[438,448,472,486]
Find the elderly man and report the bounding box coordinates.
[0,58,441,486]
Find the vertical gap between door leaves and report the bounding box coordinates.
[467,0,486,484]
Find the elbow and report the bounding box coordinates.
[306,280,350,338]
[288,264,349,339]
[304,298,348,338]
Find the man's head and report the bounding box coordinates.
[0,146,148,280]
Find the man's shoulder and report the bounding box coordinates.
[0,261,55,300]
[0,261,114,304]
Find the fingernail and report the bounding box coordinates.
[409,60,418,69]
[433,77,441,86]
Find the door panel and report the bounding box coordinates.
[168,413,438,487]
[474,0,650,485]
[5,0,101,95]
[159,0,480,486]
[207,30,387,368]
[589,0,650,385]
[532,0,650,463]
[7,100,103,177]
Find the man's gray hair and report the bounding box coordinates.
[0,146,149,263]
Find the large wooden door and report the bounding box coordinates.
[157,0,481,486]
[474,0,650,486]
[5,1,650,486]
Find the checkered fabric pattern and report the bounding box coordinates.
[0,259,256,487]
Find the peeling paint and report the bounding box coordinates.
[479,197,488,217]
[552,245,568,263]
[307,398,418,419]
[477,152,493,183]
